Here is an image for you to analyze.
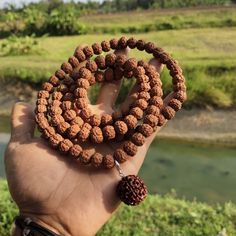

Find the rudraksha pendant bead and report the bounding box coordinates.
[116,175,148,206]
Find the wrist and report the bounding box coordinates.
[16,212,70,236]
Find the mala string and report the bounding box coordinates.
[35,36,187,205]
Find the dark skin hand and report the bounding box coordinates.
[5,48,172,236]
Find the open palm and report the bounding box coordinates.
[5,51,167,236]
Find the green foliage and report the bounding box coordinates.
[0,35,43,56]
[0,180,236,236]
[46,7,86,36]
[0,1,235,38]
[0,180,18,236]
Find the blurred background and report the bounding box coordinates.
[0,0,236,205]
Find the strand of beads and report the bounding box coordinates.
[35,36,186,205]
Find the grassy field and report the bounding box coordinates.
[1,27,236,108]
[80,6,236,33]
[0,7,236,108]
[1,179,236,236]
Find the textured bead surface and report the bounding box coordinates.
[117,175,148,206]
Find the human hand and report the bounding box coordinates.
[5,49,170,236]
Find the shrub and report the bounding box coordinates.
[46,7,87,35]
[0,35,43,56]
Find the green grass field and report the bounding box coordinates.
[80,6,236,32]
[0,7,236,108]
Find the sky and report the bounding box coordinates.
[0,0,101,9]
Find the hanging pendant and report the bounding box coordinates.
[115,161,148,206]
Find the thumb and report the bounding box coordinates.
[10,102,35,143]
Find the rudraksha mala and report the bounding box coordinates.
[35,36,187,206]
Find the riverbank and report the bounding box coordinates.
[1,88,235,146]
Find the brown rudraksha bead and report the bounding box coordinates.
[130,107,143,120]
[169,98,182,111]
[75,98,88,109]
[123,58,138,72]
[89,114,101,127]
[59,139,73,153]
[162,106,176,120]
[103,154,115,169]
[92,43,102,55]
[74,88,87,98]
[83,45,94,58]
[70,144,82,159]
[95,55,106,70]
[74,48,86,62]
[105,53,116,67]
[55,69,66,80]
[124,115,137,129]
[123,141,138,156]
[86,60,98,73]
[101,114,113,126]
[63,109,76,122]
[131,132,145,146]
[118,36,128,49]
[79,150,91,164]
[103,125,116,140]
[110,38,118,49]
[67,124,80,139]
[127,37,137,49]
[114,121,128,135]
[95,71,105,82]
[137,124,153,137]
[117,175,148,206]
[101,40,110,52]
[114,149,128,163]
[49,133,63,148]
[68,56,79,68]
[90,127,104,144]
[91,152,103,168]
[144,114,158,127]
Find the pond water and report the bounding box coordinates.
[1,115,236,204]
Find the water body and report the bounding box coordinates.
[1,116,236,204]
